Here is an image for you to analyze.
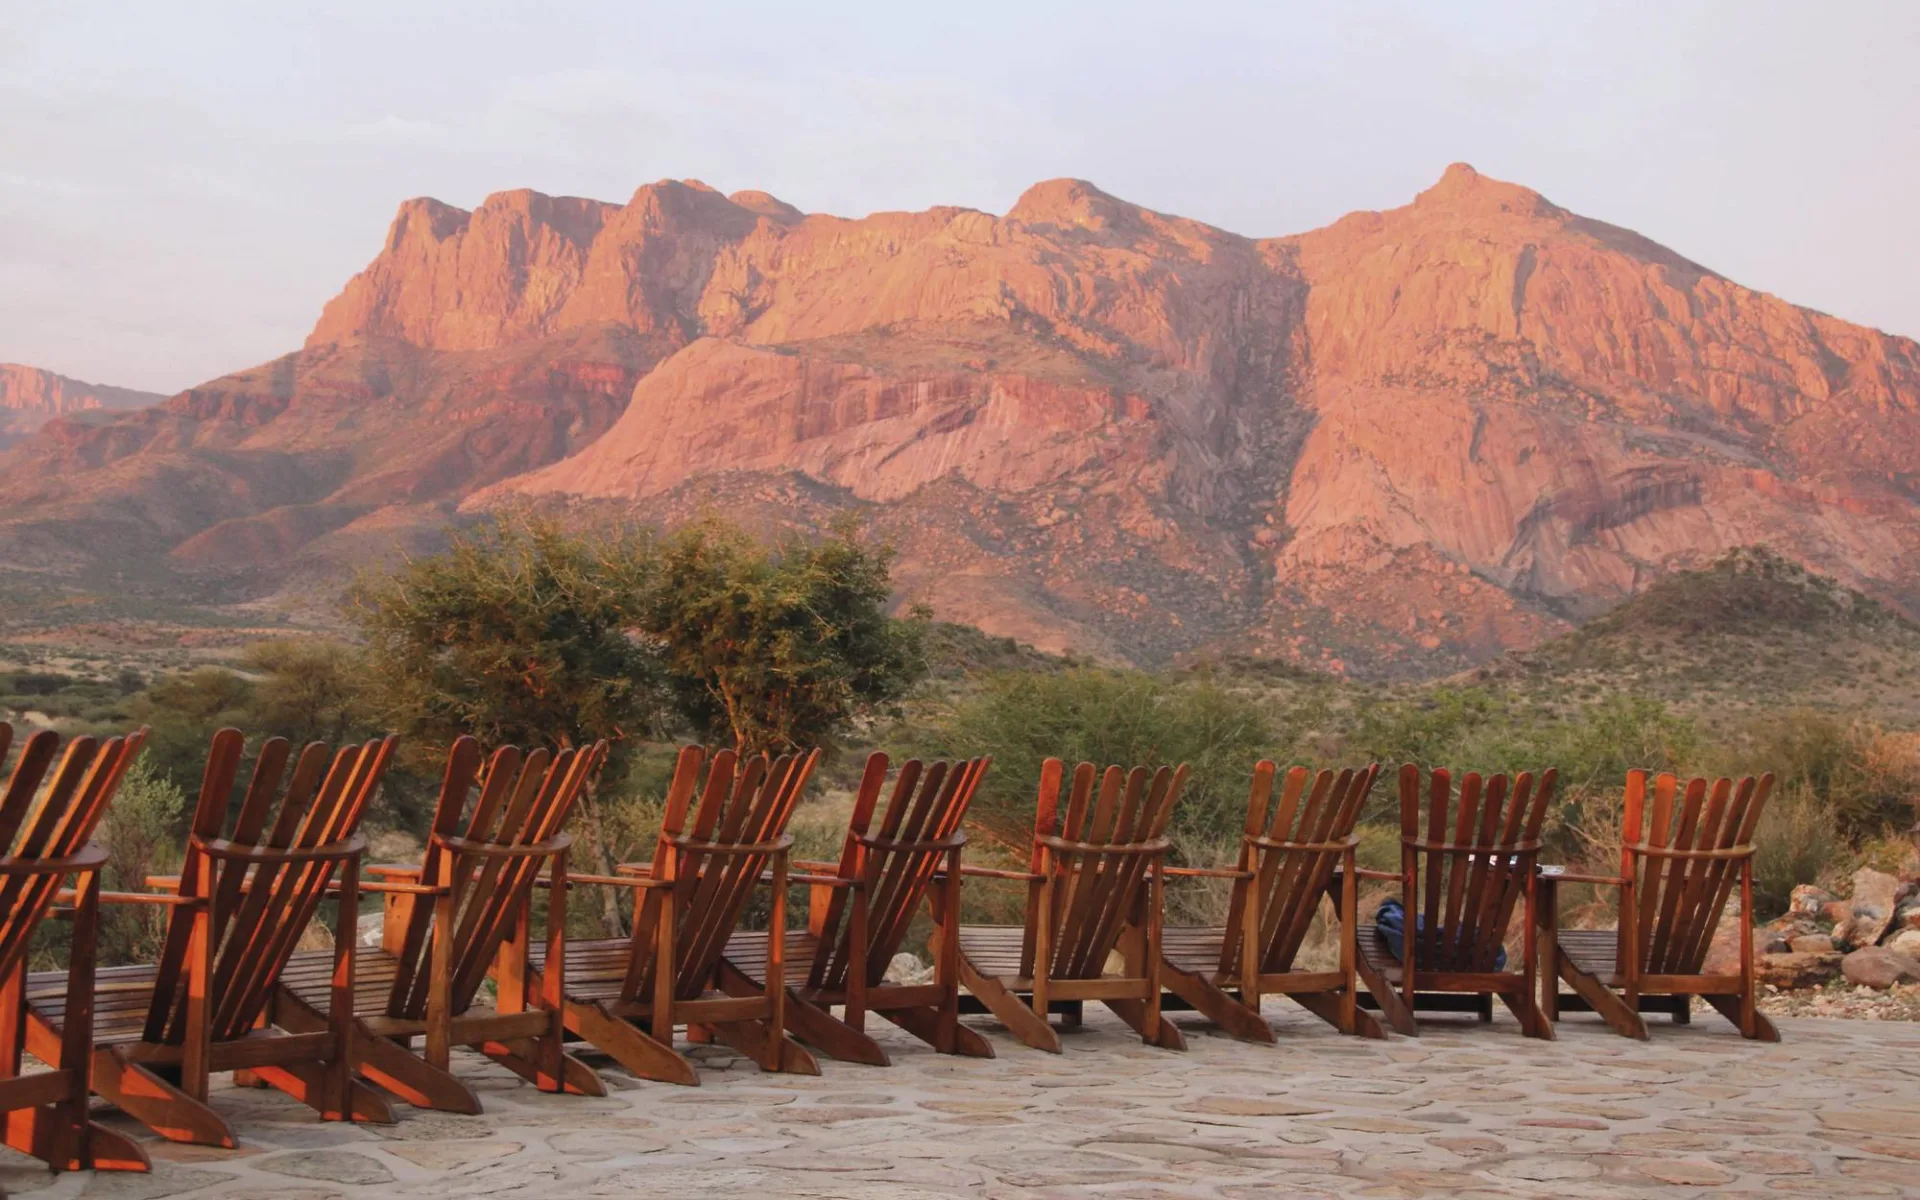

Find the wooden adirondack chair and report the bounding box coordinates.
[1539,769,1777,1041]
[270,737,611,1113]
[1161,762,1384,1042]
[0,724,149,1174]
[1351,764,1557,1039]
[25,728,397,1148]
[721,753,995,1064]
[530,745,820,1084]
[955,758,1188,1053]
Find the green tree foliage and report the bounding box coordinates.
[348,513,663,754]
[644,519,928,754]
[914,667,1271,855]
[241,639,367,746]
[126,666,256,785]
[98,758,187,964]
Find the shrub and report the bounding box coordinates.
[99,758,188,964]
[644,518,928,754]
[1750,782,1844,919]
[912,667,1272,860]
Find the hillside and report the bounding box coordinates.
[0,364,160,450]
[1470,547,1920,721]
[3,166,1918,676]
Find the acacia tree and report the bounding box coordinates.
[349,511,664,931]
[642,518,930,754]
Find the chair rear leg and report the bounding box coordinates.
[879,1006,995,1057]
[1290,991,1387,1039]
[1102,998,1187,1050]
[714,962,887,1066]
[480,1039,608,1096]
[1702,995,1780,1042]
[565,999,699,1085]
[1161,965,1274,1044]
[248,1063,395,1124]
[23,1011,232,1147]
[1554,954,1648,1040]
[272,988,482,1112]
[958,958,1059,1052]
[1353,956,1418,1036]
[706,1020,820,1075]
[1497,989,1556,1040]
[89,1046,236,1148]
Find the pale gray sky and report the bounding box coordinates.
[3,1,1915,394]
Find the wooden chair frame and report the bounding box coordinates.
[530,746,820,1084]
[1350,764,1557,1039]
[1538,769,1777,1041]
[27,730,397,1148]
[0,724,151,1174]
[721,753,995,1064]
[272,739,609,1113]
[1161,762,1384,1042]
[956,758,1188,1053]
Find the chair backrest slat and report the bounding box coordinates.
[808,754,989,992]
[1399,764,1556,973]
[145,730,396,1045]
[388,738,606,1018]
[1019,758,1186,982]
[1219,763,1379,976]
[0,725,148,981]
[619,746,819,1004]
[1622,770,1772,976]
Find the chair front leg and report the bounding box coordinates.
[764,851,787,1071]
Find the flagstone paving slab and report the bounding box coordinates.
[0,1005,1916,1198]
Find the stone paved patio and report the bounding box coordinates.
[2,1005,1917,1198]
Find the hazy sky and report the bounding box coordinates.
[4,1,1916,394]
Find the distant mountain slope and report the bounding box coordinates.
[1473,547,1920,720]
[0,364,160,450]
[2,166,1917,675]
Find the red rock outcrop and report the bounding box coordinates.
[0,364,160,450]
[6,165,1918,672]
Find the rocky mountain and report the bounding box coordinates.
[0,365,160,450]
[3,166,1916,673]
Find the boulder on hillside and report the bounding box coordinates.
[1840,946,1920,990]
[1788,884,1836,917]
[1886,929,1920,957]
[1844,868,1902,948]
[1757,951,1843,989]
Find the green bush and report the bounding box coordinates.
[99,758,188,965]
[1749,782,1844,919]
[910,667,1272,860]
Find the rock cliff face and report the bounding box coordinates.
[5,165,1917,672]
[0,365,160,450]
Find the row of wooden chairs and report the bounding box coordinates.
[0,721,1776,1178]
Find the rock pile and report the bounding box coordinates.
[1755,867,1920,991]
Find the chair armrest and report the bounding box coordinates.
[366,863,425,880]
[144,874,181,890]
[793,859,842,873]
[98,890,202,907]
[1354,868,1404,882]
[1537,865,1627,886]
[1166,866,1252,879]
[613,862,655,877]
[562,872,671,890]
[357,880,444,896]
[961,865,1042,882]
[786,872,852,888]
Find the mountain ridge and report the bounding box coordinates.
[3,164,1916,676]
[0,364,162,451]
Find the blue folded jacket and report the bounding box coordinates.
[1373,898,1507,970]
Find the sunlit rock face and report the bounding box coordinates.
[6,165,1917,673]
